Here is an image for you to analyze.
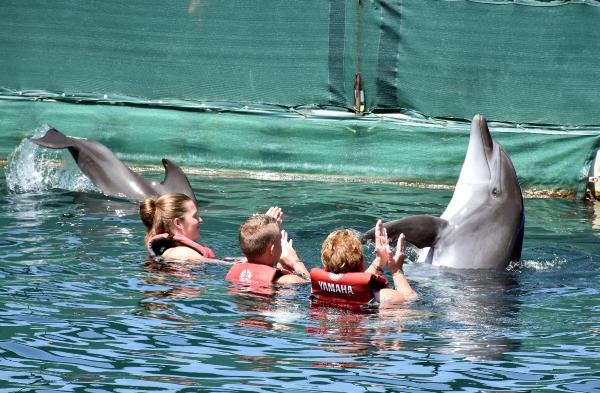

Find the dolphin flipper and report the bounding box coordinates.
[362,215,448,249]
[30,127,196,202]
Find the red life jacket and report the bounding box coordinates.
[225,262,288,286]
[310,268,388,307]
[146,233,216,259]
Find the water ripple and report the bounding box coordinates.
[0,175,598,391]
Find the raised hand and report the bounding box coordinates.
[390,233,407,274]
[279,230,299,268]
[278,230,310,280]
[375,219,392,264]
[264,206,283,225]
[365,219,390,275]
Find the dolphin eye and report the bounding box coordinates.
[492,188,499,197]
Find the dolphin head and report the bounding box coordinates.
[471,114,521,206]
[445,115,522,215]
[440,114,524,269]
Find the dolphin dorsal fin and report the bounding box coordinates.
[159,159,197,203]
[362,215,448,249]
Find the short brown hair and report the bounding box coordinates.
[239,214,280,260]
[321,229,364,273]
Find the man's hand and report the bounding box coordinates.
[278,230,310,280]
[279,230,300,269]
[264,206,283,225]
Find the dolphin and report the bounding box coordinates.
[363,114,524,269]
[30,127,196,203]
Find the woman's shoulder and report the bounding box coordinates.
[162,246,208,261]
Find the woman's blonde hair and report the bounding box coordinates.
[139,193,194,243]
[320,229,364,273]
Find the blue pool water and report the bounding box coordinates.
[0,146,599,392]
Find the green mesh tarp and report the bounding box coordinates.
[0,0,357,109]
[2,0,600,124]
[369,0,600,125]
[1,101,597,198]
[1,0,600,196]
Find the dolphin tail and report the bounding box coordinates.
[31,128,196,202]
[30,127,156,200]
[30,127,99,170]
[159,159,197,203]
[362,215,448,249]
[30,127,76,149]
[30,127,128,177]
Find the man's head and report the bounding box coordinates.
[239,214,281,264]
[321,229,365,273]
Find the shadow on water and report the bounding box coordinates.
[420,267,522,361]
[137,258,210,323]
[228,287,305,332]
[67,192,140,217]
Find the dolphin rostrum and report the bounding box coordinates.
[363,114,524,269]
[30,127,196,203]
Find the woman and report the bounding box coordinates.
[140,193,215,261]
[310,219,417,308]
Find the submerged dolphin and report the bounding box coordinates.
[30,127,196,202]
[363,114,524,269]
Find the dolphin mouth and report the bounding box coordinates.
[475,115,493,154]
[476,115,496,175]
[458,115,495,185]
[474,115,505,197]
[489,143,503,197]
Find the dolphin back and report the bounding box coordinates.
[362,215,448,249]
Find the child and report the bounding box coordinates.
[226,210,310,286]
[310,219,417,308]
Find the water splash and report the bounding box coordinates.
[516,257,568,272]
[5,126,97,194]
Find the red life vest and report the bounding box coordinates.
[225,262,288,286]
[310,268,388,307]
[146,233,216,259]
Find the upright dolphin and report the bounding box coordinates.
[363,114,524,269]
[30,127,196,202]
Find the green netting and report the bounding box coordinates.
[371,0,600,124]
[2,0,600,124]
[1,0,600,196]
[0,0,357,108]
[1,101,598,198]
